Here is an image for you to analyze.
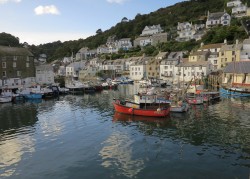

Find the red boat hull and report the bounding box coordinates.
[113,102,170,117]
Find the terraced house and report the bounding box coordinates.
[0,46,35,89]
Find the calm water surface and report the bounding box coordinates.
[0,85,250,179]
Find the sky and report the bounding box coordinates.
[0,0,183,45]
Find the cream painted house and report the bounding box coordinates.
[189,51,210,62]
[219,42,242,68]
[222,61,250,87]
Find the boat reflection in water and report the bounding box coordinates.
[112,112,170,126]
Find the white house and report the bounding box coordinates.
[176,22,205,42]
[107,44,119,54]
[227,0,242,7]
[177,61,212,82]
[103,60,114,71]
[206,11,231,28]
[133,36,152,47]
[117,38,132,51]
[232,3,248,17]
[130,60,145,81]
[240,37,250,60]
[76,47,96,60]
[36,65,55,85]
[66,62,85,78]
[159,52,185,83]
[97,45,109,54]
[140,24,163,36]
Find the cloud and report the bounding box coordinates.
[106,0,128,4]
[0,0,21,4]
[34,5,60,15]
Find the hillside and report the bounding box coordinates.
[1,0,250,62]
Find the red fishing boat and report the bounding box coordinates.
[113,94,170,117]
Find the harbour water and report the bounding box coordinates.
[0,84,250,179]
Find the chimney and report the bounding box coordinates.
[236,39,239,45]
[201,42,204,47]
[224,39,227,44]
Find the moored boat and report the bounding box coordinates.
[113,99,170,117]
[0,96,12,103]
[170,101,189,112]
[219,86,250,97]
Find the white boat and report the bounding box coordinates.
[0,96,12,103]
[170,101,189,112]
[65,80,85,94]
[139,79,151,87]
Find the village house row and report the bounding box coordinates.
[1,35,250,88]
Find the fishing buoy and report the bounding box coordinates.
[157,108,161,112]
[128,108,133,113]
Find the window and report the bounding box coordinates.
[13,56,17,61]
[164,66,168,70]
[232,51,235,55]
[214,60,217,64]
[17,71,21,76]
[2,71,6,77]
[26,62,29,68]
[199,66,202,70]
[26,56,30,62]
[13,62,16,68]
[2,62,6,68]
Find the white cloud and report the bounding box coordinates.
[107,0,128,4]
[0,0,21,4]
[34,5,60,15]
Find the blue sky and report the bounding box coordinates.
[0,0,183,45]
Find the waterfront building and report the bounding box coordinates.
[36,64,55,85]
[79,66,99,81]
[57,66,66,77]
[159,51,185,83]
[206,11,231,28]
[66,62,85,79]
[0,46,36,89]
[222,61,250,87]
[129,56,151,81]
[177,61,212,83]
[219,40,242,68]
[146,57,161,80]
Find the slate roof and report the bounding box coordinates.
[36,65,53,71]
[177,61,208,67]
[208,12,226,20]
[224,61,250,73]
[0,46,33,56]
[199,43,223,50]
